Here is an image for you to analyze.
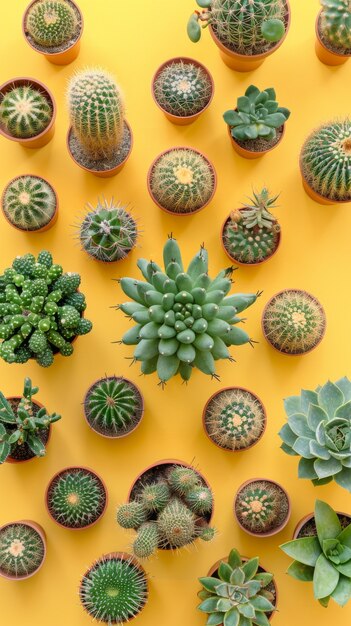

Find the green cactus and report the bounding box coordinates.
[235,479,290,534]
[2,175,57,232]
[0,522,45,578]
[0,85,52,139]
[300,120,351,202]
[46,467,107,528]
[185,486,213,514]
[167,466,201,495]
[79,554,148,623]
[116,502,148,530]
[139,482,171,513]
[320,0,351,50]
[153,60,212,117]
[26,0,78,47]
[157,498,196,548]
[79,199,138,263]
[133,522,160,559]
[118,237,258,383]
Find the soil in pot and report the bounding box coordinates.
[297,513,351,539]
[6,399,50,462]
[0,521,45,579]
[68,121,132,173]
[222,210,280,265]
[233,125,284,154]
[23,0,83,57]
[234,479,290,536]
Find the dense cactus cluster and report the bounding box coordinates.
[320,0,351,51]
[2,175,57,231]
[26,0,78,48]
[235,479,290,534]
[0,522,45,578]
[0,85,52,139]
[153,60,212,117]
[84,376,143,437]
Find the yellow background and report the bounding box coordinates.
[0,0,350,624]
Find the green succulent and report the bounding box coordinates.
[235,479,290,535]
[153,60,212,117]
[0,85,52,139]
[2,175,57,232]
[116,502,148,530]
[0,522,45,578]
[320,0,351,50]
[26,0,78,48]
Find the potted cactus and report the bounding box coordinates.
[187,0,291,71]
[116,460,215,559]
[279,377,351,491]
[202,387,266,452]
[223,85,290,159]
[67,68,132,178]
[234,478,291,537]
[221,188,281,265]
[1,174,58,232]
[147,147,216,215]
[23,0,83,65]
[118,236,259,384]
[45,466,108,529]
[84,376,144,438]
[280,500,351,607]
[152,57,214,125]
[300,119,351,205]
[79,552,148,623]
[262,289,326,356]
[0,78,56,148]
[315,1,351,66]
[0,520,46,580]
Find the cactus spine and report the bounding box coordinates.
[26,0,78,47]
[116,502,148,530]
[84,376,143,437]
[320,0,351,50]
[0,85,52,139]
[0,523,45,578]
[46,468,106,528]
[235,479,290,534]
[153,60,212,117]
[2,175,57,231]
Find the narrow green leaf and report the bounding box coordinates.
[242,557,259,581]
[223,607,240,626]
[315,500,341,542]
[219,562,233,583]
[313,553,339,599]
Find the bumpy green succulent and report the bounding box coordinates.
[0,85,52,139]
[320,0,351,50]
[153,60,212,117]
[80,554,148,623]
[2,175,56,231]
[0,251,92,366]
[116,502,148,530]
[0,522,45,578]
[26,0,78,47]
[280,377,351,491]
[139,482,171,513]
[133,522,159,559]
[184,486,213,514]
[167,465,201,496]
[118,237,258,384]
[235,479,290,534]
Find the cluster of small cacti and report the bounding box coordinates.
[320,0,351,50]
[26,0,78,48]
[46,468,106,528]
[84,376,143,437]
[2,175,57,231]
[0,522,45,578]
[0,251,92,366]
[153,60,212,117]
[235,479,290,534]
[0,85,52,139]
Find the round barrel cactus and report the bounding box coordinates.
[0,85,52,139]
[2,175,57,231]
[153,60,212,117]
[320,0,351,51]
[235,479,290,534]
[0,522,45,578]
[84,376,143,437]
[26,0,78,47]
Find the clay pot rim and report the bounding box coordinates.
[0,77,56,144]
[83,375,145,440]
[315,10,351,60]
[227,123,285,157]
[5,397,51,464]
[299,157,351,205]
[151,56,214,122]
[293,510,351,540]
[261,288,327,357]
[202,386,267,453]
[0,520,46,580]
[234,477,291,538]
[45,465,108,530]
[220,210,281,267]
[1,173,58,233]
[147,146,217,216]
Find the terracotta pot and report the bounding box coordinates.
[228,124,285,159]
[0,520,46,580]
[151,57,214,125]
[221,211,281,266]
[293,511,351,540]
[147,147,217,215]
[299,162,350,206]
[45,466,108,530]
[202,387,267,452]
[5,398,51,464]
[22,0,84,65]
[1,174,58,233]
[234,478,291,538]
[66,121,133,178]
[0,78,56,148]
[315,10,350,66]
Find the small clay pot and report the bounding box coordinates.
[293,511,351,540]
[22,0,84,66]
[299,160,351,205]
[5,398,51,464]
[228,124,285,160]
[315,10,350,66]
[221,210,281,266]
[0,520,46,580]
[151,57,214,125]
[0,78,56,148]
[234,478,291,537]
[1,174,58,233]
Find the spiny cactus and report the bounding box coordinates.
[153,60,212,117]
[118,237,258,384]
[0,85,52,139]
[157,498,196,547]
[133,522,159,559]
[300,119,351,202]
[139,482,171,513]
[184,486,213,514]
[26,0,78,48]
[79,199,138,263]
[320,0,351,50]
[80,554,148,623]
[0,522,45,578]
[46,467,107,528]
[117,502,148,530]
[204,387,266,451]
[2,175,57,231]
[235,479,290,534]
[262,289,326,355]
[167,465,200,496]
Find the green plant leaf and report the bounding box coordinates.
[223,110,242,127]
[206,614,224,626]
[309,440,330,460]
[284,396,301,416]
[281,442,298,456]
[331,575,351,607]
[219,562,234,583]
[0,423,6,436]
[288,413,314,438]
[217,599,233,612]
[198,590,213,601]
[237,96,251,114]
[261,18,285,42]
[307,403,328,430]
[255,572,273,587]
[7,430,21,444]
[314,457,342,479]
[228,549,242,569]
[315,500,341,541]
[198,598,221,613]
[335,400,351,420]
[242,557,259,581]
[187,14,201,43]
[239,603,255,618]
[250,596,274,612]
[280,537,322,566]
[223,607,240,626]
[244,125,259,140]
[335,561,351,577]
[335,467,351,492]
[0,392,16,423]
[298,457,318,479]
[26,434,46,457]
[264,112,286,128]
[253,611,270,626]
[0,440,10,464]
[318,381,344,419]
[277,106,291,120]
[230,568,245,585]
[337,522,351,548]
[199,577,223,593]
[245,85,260,103]
[287,561,314,581]
[301,389,319,414]
[335,377,351,402]
[293,437,314,458]
[318,596,330,608]
[246,580,261,597]
[313,553,339,599]
[279,423,297,446]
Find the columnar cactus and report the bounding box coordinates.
[2,175,57,231]
[0,85,52,138]
[84,376,143,437]
[0,522,45,578]
[235,479,290,534]
[320,0,351,50]
[153,60,212,117]
[26,0,78,47]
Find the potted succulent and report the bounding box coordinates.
[79,552,148,623]
[147,147,217,215]
[1,174,58,232]
[23,0,83,65]
[221,188,281,265]
[198,548,277,625]
[280,500,351,607]
[0,250,92,366]
[234,478,291,537]
[116,460,215,559]
[223,85,290,159]
[45,466,108,529]
[315,1,351,66]
[152,57,214,125]
[118,236,259,384]
[0,377,61,464]
[0,78,56,148]
[83,376,144,438]
[279,377,351,491]
[300,119,351,205]
[67,68,132,178]
[0,520,46,580]
[202,386,266,452]
[262,289,326,356]
[187,0,291,72]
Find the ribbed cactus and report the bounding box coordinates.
[139,482,171,513]
[46,468,106,528]
[300,120,351,202]
[167,465,200,496]
[235,479,290,534]
[2,175,56,231]
[262,289,326,355]
[79,199,138,262]
[184,486,213,514]
[153,60,212,117]
[0,523,45,578]
[116,502,148,530]
[133,522,159,558]
[84,376,143,437]
[0,85,52,139]
[26,0,78,47]
[320,0,351,50]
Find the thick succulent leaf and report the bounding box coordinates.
[335,467,351,492]
[0,423,6,436]
[280,537,322,566]
[301,389,319,414]
[215,583,231,598]
[287,561,314,581]
[307,403,328,430]
[315,500,341,542]
[122,324,142,345]
[246,580,261,597]
[284,395,301,417]
[255,572,273,587]
[230,568,245,585]
[313,553,339,599]
[187,248,208,279]
[157,355,180,382]
[242,557,259,580]
[312,476,333,487]
[309,440,330,460]
[232,126,248,141]
[341,456,351,467]
[337,522,351,548]
[277,106,291,120]
[288,413,315,438]
[318,381,344,419]
[335,377,351,402]
[198,598,221,613]
[314,457,342,479]
[293,437,314,459]
[281,442,298,456]
[335,400,351,420]
[331,575,351,607]
[237,96,251,114]
[279,423,297,447]
[199,577,223,593]
[223,110,242,127]
[264,88,276,101]
[335,561,351,577]
[217,599,234,612]
[244,125,259,140]
[250,595,275,612]
[238,603,255,618]
[26,434,46,457]
[264,112,286,128]
[0,392,16,423]
[198,590,213,601]
[245,84,261,103]
[0,441,11,464]
[223,608,240,626]
[219,561,233,583]
[228,549,242,569]
[206,614,224,626]
[252,612,270,626]
[318,596,330,608]
[315,421,327,446]
[163,237,183,270]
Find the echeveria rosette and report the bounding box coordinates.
[280,500,351,608]
[279,378,351,491]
